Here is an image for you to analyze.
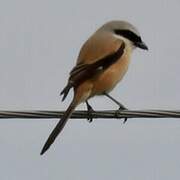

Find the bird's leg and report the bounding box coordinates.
[103,92,128,123]
[103,93,127,109]
[85,101,94,123]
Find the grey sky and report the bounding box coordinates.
[0,0,180,179]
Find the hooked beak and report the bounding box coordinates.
[135,41,148,50]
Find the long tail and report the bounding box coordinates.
[40,99,77,155]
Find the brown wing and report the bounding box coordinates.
[60,33,125,101]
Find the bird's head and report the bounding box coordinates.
[100,20,148,50]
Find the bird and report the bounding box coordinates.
[40,20,148,155]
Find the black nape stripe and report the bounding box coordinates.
[114,29,141,43]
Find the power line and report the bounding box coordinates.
[0,110,180,119]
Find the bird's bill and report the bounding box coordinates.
[135,41,148,50]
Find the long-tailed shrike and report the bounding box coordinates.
[41,20,148,155]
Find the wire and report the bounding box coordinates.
[0,110,180,119]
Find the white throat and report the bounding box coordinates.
[113,34,136,50]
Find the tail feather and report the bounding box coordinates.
[60,84,72,101]
[40,100,77,155]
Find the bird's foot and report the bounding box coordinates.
[116,105,128,123]
[86,101,95,123]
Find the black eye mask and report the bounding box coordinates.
[114,29,142,44]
